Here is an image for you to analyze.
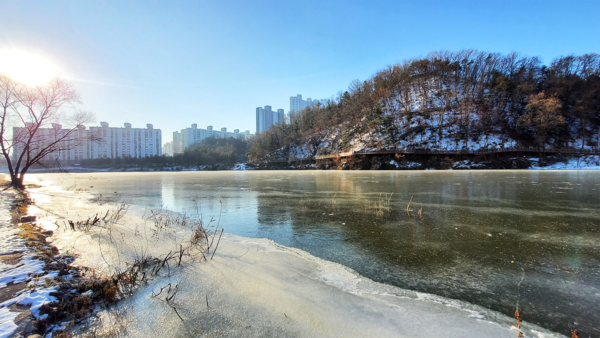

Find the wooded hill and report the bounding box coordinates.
[248,50,600,162]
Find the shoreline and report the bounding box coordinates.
[2,177,567,337]
[0,186,81,337]
[3,154,599,173]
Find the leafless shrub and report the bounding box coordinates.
[62,203,129,235]
[65,214,101,232]
[105,203,129,225]
[49,199,225,335]
[152,281,184,321]
[144,207,191,235]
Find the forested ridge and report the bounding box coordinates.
[248,50,600,162]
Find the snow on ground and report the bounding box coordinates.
[1,287,58,319]
[0,254,45,288]
[282,113,527,160]
[288,143,317,159]
[0,188,68,337]
[390,160,421,169]
[232,163,254,170]
[0,227,27,256]
[453,160,489,169]
[0,194,43,293]
[530,156,600,170]
[0,308,18,338]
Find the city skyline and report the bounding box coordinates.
[173,123,251,154]
[12,121,162,164]
[2,1,597,144]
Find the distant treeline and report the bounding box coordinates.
[81,138,247,167]
[248,50,600,159]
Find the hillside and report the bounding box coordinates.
[248,50,600,169]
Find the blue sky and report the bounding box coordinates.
[1,0,599,143]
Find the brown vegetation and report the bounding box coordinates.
[248,50,600,161]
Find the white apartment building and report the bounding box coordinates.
[173,124,252,154]
[11,122,162,165]
[256,105,284,133]
[289,94,327,122]
[173,131,183,154]
[88,122,161,159]
[256,107,265,134]
[162,141,173,156]
[11,123,89,165]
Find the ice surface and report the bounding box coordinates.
[117,234,562,338]
[21,180,565,338]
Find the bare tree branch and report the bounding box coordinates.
[0,74,93,188]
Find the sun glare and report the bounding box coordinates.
[0,50,59,85]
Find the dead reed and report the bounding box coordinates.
[372,192,394,215]
[515,308,523,337]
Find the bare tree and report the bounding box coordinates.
[0,73,95,188]
[518,92,564,162]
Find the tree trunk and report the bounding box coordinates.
[10,173,24,189]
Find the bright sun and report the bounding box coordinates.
[0,50,60,85]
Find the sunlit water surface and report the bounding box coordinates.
[34,170,600,336]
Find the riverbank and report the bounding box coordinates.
[8,154,599,173]
[0,175,567,337]
[0,185,82,337]
[309,154,600,170]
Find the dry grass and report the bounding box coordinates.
[11,192,31,223]
[515,308,523,337]
[16,222,59,263]
[53,331,72,338]
[18,222,45,242]
[406,195,413,215]
[372,192,394,215]
[367,193,425,219]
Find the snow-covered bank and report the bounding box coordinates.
[529,155,600,170]
[0,190,64,337]
[22,177,564,338]
[6,155,600,175]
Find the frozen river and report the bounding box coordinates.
[33,170,600,337]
